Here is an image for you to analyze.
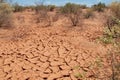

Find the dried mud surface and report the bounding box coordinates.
[0,11,110,80]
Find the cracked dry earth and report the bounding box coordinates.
[0,11,110,80]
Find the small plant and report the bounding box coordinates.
[74,72,83,79]
[92,2,106,12]
[100,36,114,44]
[95,57,103,67]
[61,3,82,26]
[11,26,31,41]
[73,65,80,70]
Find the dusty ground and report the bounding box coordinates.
[0,11,111,80]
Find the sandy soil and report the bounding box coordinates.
[0,11,111,80]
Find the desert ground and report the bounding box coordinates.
[0,8,119,80]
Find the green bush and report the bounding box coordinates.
[25,6,36,11]
[92,2,106,12]
[13,3,25,12]
[0,3,14,28]
[61,3,82,26]
[80,4,87,9]
[109,2,120,20]
[47,5,56,11]
[100,19,120,44]
[61,3,80,14]
[35,5,48,13]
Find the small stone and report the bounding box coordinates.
[50,66,59,73]
[44,68,52,74]
[40,55,48,62]
[26,53,34,59]
[60,65,71,70]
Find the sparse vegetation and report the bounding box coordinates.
[100,19,120,44]
[92,2,106,12]
[13,3,25,12]
[99,5,120,79]
[109,2,120,20]
[0,2,14,28]
[47,5,56,11]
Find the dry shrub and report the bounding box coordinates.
[0,3,14,28]
[37,11,59,27]
[106,16,118,32]
[34,0,59,27]
[61,3,82,26]
[35,5,59,27]
[101,10,119,32]
[11,26,31,41]
[109,2,120,20]
[36,9,47,23]
[84,9,93,19]
[68,12,80,26]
